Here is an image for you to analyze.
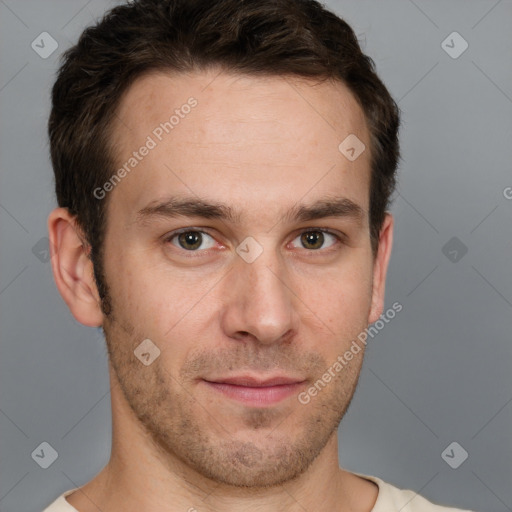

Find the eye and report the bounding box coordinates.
[164,228,343,254]
[166,229,217,251]
[290,229,341,251]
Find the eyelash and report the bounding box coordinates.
[163,227,344,254]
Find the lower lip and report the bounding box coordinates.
[203,380,305,406]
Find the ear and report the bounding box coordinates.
[368,212,394,324]
[47,207,104,327]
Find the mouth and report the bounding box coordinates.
[202,375,307,406]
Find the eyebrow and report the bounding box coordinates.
[135,196,366,226]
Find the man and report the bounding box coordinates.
[43,0,474,510]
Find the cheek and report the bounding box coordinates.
[108,262,217,366]
[293,254,373,330]
[104,236,224,357]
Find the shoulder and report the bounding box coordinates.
[352,472,475,512]
[42,488,79,512]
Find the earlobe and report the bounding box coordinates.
[368,213,394,325]
[48,207,104,327]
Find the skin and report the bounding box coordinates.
[48,68,393,512]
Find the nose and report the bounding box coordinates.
[220,247,299,345]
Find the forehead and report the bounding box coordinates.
[108,69,372,224]
[113,69,368,143]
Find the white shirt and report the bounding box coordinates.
[42,472,475,511]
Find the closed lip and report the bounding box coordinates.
[203,375,306,387]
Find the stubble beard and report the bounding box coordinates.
[103,311,364,489]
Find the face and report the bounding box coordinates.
[97,69,391,487]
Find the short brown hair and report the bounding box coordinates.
[49,0,401,315]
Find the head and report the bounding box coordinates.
[48,0,400,489]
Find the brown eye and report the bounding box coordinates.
[301,231,324,250]
[292,230,339,251]
[167,230,216,251]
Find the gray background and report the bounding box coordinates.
[1,1,511,511]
